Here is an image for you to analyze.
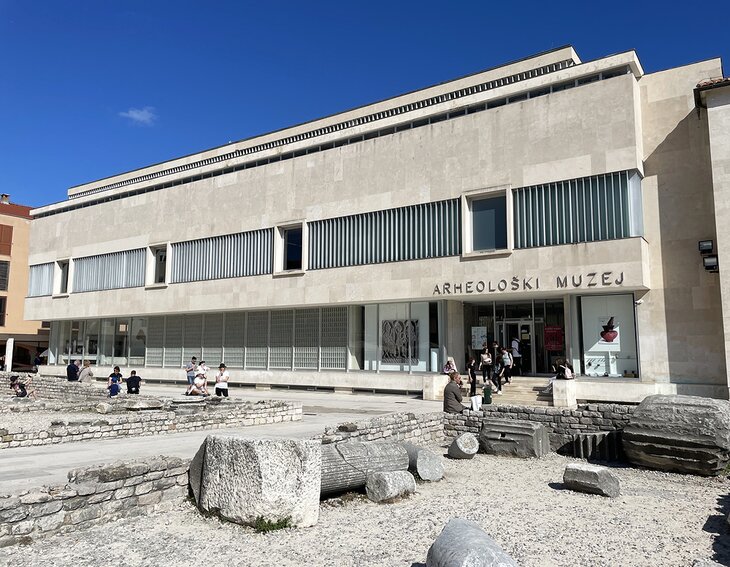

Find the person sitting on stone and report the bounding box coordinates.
[108,366,123,398]
[78,360,94,384]
[66,359,80,382]
[10,375,36,400]
[126,370,141,394]
[187,371,209,396]
[443,372,467,414]
[442,357,457,375]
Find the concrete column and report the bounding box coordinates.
[705,87,730,398]
[443,300,465,373]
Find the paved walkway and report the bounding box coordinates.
[1,386,441,493]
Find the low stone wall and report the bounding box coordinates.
[444,403,635,450]
[321,411,445,445]
[2,373,114,403]
[0,456,189,548]
[0,400,302,449]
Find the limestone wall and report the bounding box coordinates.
[444,403,635,448]
[0,456,189,548]
[0,400,302,449]
[320,411,444,445]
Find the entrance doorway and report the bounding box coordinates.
[499,321,533,375]
[464,299,566,376]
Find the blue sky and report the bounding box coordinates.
[1,0,729,208]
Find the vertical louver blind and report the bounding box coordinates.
[513,171,639,249]
[73,249,145,292]
[170,229,273,283]
[308,199,461,269]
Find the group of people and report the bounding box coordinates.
[66,360,142,397]
[184,357,230,398]
[442,338,522,413]
[443,339,521,399]
[472,340,521,396]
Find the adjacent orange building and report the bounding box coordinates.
[0,195,47,369]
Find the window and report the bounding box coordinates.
[284,227,302,271]
[58,260,69,294]
[0,225,12,256]
[152,246,167,284]
[0,297,5,326]
[472,196,508,251]
[0,261,9,291]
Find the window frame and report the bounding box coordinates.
[273,220,307,276]
[461,184,513,258]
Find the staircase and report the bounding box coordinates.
[469,376,553,407]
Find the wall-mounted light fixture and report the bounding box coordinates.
[703,255,719,273]
[699,240,714,254]
[699,240,719,272]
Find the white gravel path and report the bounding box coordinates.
[4,450,730,567]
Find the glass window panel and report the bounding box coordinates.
[472,196,507,251]
[129,318,147,366]
[114,318,129,367]
[284,228,302,271]
[99,318,115,366]
[85,319,100,365]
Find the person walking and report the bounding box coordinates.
[502,347,513,384]
[511,337,522,376]
[466,357,478,397]
[492,354,504,395]
[479,344,493,391]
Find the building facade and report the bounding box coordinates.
[25,46,730,402]
[0,196,48,369]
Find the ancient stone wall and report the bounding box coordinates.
[444,403,635,448]
[2,372,114,402]
[320,411,444,445]
[0,456,190,548]
[0,401,302,449]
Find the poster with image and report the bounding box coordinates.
[598,316,620,349]
[471,326,488,350]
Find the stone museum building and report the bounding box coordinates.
[25,46,730,403]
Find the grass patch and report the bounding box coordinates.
[253,516,292,533]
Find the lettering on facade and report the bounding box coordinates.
[433,271,624,296]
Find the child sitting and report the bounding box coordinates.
[10,375,36,400]
[108,366,122,397]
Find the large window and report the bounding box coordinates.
[471,196,507,251]
[512,170,643,248]
[28,263,54,297]
[171,229,273,283]
[73,249,145,293]
[308,199,461,270]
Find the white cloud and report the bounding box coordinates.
[119,106,157,126]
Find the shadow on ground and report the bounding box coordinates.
[706,493,730,566]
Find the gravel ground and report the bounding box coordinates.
[4,450,730,567]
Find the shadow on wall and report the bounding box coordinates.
[644,109,725,384]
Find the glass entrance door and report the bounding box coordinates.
[499,320,533,375]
